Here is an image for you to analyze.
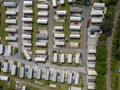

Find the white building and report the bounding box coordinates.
[52,0,57,7]
[37,19,48,24]
[23,1,32,6]
[35,57,46,62]
[75,54,80,64]
[6,11,16,15]
[5,19,17,24]
[68,54,72,63]
[60,54,65,63]
[37,4,48,9]
[55,41,65,46]
[70,34,80,39]
[36,42,47,47]
[56,10,66,16]
[53,53,58,63]
[54,33,65,39]
[70,16,81,22]
[22,49,31,60]
[0,76,9,81]
[23,10,33,14]
[38,11,48,16]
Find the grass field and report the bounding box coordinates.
[32,1,38,56]
[0,2,8,44]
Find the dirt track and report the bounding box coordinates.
[106,0,120,90]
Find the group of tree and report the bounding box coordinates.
[110,15,120,89]
[95,1,118,90]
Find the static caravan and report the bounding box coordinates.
[19,67,25,78]
[70,26,81,31]
[93,3,105,10]
[60,0,64,4]
[54,33,65,39]
[52,70,57,82]
[37,19,48,24]
[11,65,17,75]
[70,34,80,39]
[90,10,103,16]
[52,0,57,7]
[54,26,63,31]
[37,4,48,9]
[5,36,17,41]
[56,10,66,16]
[38,11,48,17]
[60,71,65,83]
[75,54,80,64]
[0,44,4,55]
[23,1,32,6]
[27,68,33,79]
[22,34,31,39]
[70,16,81,22]
[45,69,50,80]
[74,73,79,85]
[5,19,17,24]
[36,34,48,40]
[3,62,9,73]
[67,72,72,84]
[22,27,32,31]
[36,68,42,79]
[68,54,72,63]
[35,57,46,62]
[23,10,33,15]
[91,17,103,24]
[36,42,47,47]
[60,54,65,63]
[5,28,17,33]
[55,41,65,46]
[53,53,58,63]
[36,50,47,55]
[22,49,31,60]
[4,2,16,7]
[4,45,12,56]
[6,11,16,15]
[22,18,33,23]
[0,76,9,81]
[23,43,32,47]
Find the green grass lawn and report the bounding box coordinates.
[0,2,8,44]
[32,1,38,55]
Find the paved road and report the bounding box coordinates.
[106,0,120,90]
[16,0,23,58]
[48,0,54,63]
[81,6,91,90]
[4,56,86,74]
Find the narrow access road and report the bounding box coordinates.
[81,6,91,90]
[48,0,54,63]
[106,0,120,90]
[16,0,23,58]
